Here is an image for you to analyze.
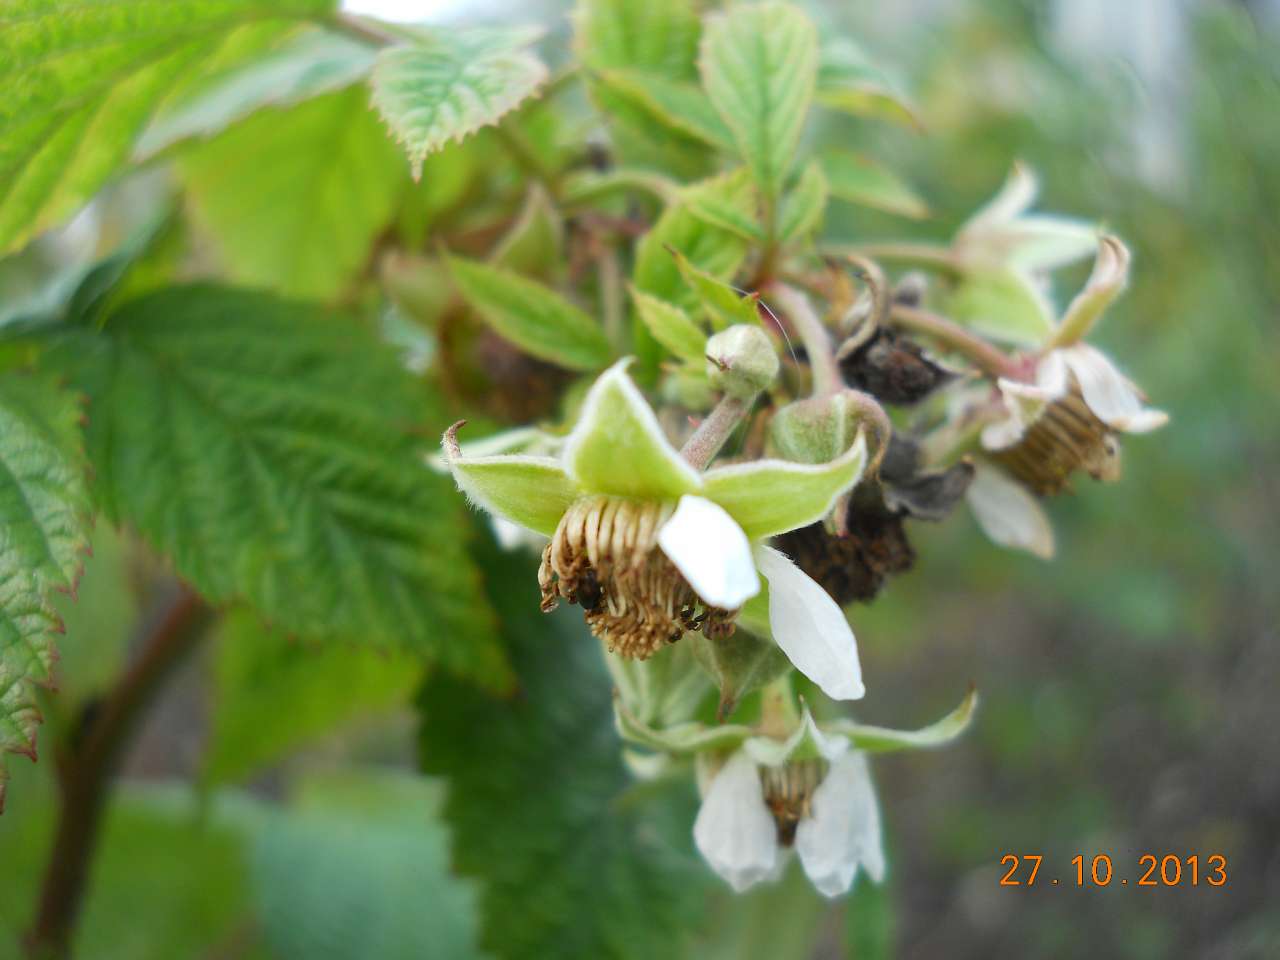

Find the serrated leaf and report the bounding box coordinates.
[371,27,548,179]
[671,249,760,330]
[447,256,614,372]
[0,373,91,811]
[634,171,757,311]
[945,267,1056,346]
[819,150,929,219]
[777,160,828,245]
[180,87,405,300]
[575,0,702,76]
[700,2,819,200]
[575,0,714,179]
[419,530,709,960]
[591,69,734,149]
[41,285,508,688]
[816,37,920,128]
[136,29,375,159]
[204,609,422,787]
[630,288,708,363]
[0,0,336,255]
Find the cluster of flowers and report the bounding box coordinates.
[443,168,1164,896]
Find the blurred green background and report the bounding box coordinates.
[2,1,1277,958]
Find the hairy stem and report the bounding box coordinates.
[767,284,841,397]
[680,393,755,470]
[24,585,213,960]
[890,305,1023,380]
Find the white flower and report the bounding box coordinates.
[694,731,885,898]
[966,236,1167,557]
[446,360,869,699]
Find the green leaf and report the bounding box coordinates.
[561,168,678,207]
[634,171,756,311]
[945,267,1056,346]
[630,288,708,363]
[419,530,709,960]
[777,160,828,245]
[491,185,565,282]
[204,609,423,787]
[0,373,91,811]
[575,0,712,178]
[683,168,765,243]
[251,773,487,960]
[702,434,867,540]
[591,69,734,149]
[819,150,929,219]
[42,284,508,688]
[136,29,375,159]
[815,37,920,128]
[671,249,761,330]
[180,87,405,300]
[447,256,614,372]
[564,360,701,500]
[700,2,819,199]
[575,0,702,76]
[371,27,548,179]
[0,0,336,254]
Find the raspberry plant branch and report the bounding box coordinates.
[24,584,213,960]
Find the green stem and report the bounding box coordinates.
[767,283,841,397]
[758,675,800,740]
[890,305,1023,380]
[680,393,755,470]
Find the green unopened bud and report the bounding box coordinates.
[769,394,859,464]
[705,325,778,400]
[689,630,791,721]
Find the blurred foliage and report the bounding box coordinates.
[0,0,1276,958]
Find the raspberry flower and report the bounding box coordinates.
[444,360,870,700]
[617,690,977,896]
[968,237,1168,557]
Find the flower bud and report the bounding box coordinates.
[689,630,791,721]
[705,325,779,400]
[769,394,859,465]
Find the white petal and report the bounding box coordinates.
[753,546,865,701]
[1060,344,1164,433]
[796,752,885,897]
[1035,350,1070,397]
[658,495,760,610]
[693,751,779,893]
[967,462,1055,559]
[981,377,1054,451]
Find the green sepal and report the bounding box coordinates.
[614,695,753,755]
[824,686,980,753]
[702,433,867,540]
[562,360,702,499]
[944,267,1056,347]
[444,443,577,537]
[688,629,791,721]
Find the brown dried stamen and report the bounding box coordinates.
[538,496,738,659]
[760,759,830,846]
[992,387,1120,496]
